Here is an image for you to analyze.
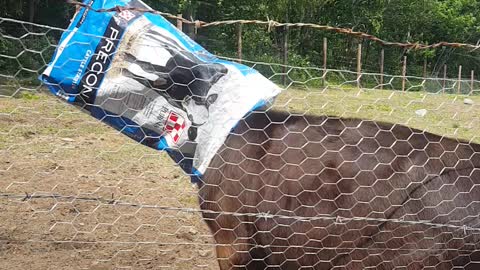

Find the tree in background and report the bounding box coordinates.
[1,0,480,85]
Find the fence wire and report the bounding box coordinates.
[1,192,479,233]
[66,0,480,51]
[1,9,480,270]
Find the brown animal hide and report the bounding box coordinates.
[199,110,480,270]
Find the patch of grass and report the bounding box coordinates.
[20,92,41,101]
[276,86,480,143]
[2,87,480,150]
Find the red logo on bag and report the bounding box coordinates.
[118,10,136,22]
[164,112,186,144]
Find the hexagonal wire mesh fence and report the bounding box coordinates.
[1,10,480,270]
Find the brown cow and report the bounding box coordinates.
[198,110,480,270]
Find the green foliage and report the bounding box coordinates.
[20,91,41,100]
[0,0,24,17]
[0,33,54,76]
[2,0,480,85]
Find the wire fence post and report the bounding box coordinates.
[176,14,183,31]
[282,25,289,86]
[357,43,362,88]
[237,23,243,63]
[402,56,407,92]
[443,64,447,94]
[380,48,384,90]
[458,65,462,94]
[322,37,327,87]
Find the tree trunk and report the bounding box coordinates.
[29,0,36,23]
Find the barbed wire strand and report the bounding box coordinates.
[65,0,480,51]
[1,192,479,233]
[2,16,480,85]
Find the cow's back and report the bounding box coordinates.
[200,110,480,270]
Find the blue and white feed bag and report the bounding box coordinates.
[40,0,281,182]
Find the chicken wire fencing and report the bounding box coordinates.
[1,14,480,270]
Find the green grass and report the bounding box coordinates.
[275,85,480,143]
[1,86,480,149]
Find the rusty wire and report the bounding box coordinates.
[66,0,480,52]
[1,191,479,233]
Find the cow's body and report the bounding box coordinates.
[199,110,480,270]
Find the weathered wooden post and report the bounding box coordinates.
[422,59,427,91]
[380,48,384,90]
[458,65,462,94]
[442,64,447,94]
[401,56,407,92]
[322,37,327,86]
[471,70,475,95]
[423,59,428,79]
[282,25,289,86]
[237,23,243,63]
[357,43,362,88]
[176,14,183,31]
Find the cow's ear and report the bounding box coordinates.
[207,94,218,105]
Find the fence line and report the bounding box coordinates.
[65,0,480,51]
[3,239,480,257]
[2,14,480,267]
[64,0,480,86]
[1,239,478,254]
[1,16,479,93]
[218,55,480,85]
[1,192,479,233]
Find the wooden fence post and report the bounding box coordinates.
[471,70,475,95]
[458,65,462,94]
[380,48,384,90]
[357,43,362,88]
[423,59,428,79]
[442,64,447,94]
[176,14,183,31]
[422,59,427,91]
[402,56,407,92]
[237,23,243,63]
[282,25,289,86]
[322,37,327,86]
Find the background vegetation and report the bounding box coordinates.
[1,0,480,89]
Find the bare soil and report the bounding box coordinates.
[1,87,479,269]
[0,93,219,269]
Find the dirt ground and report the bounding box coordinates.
[0,93,219,269]
[1,87,479,269]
